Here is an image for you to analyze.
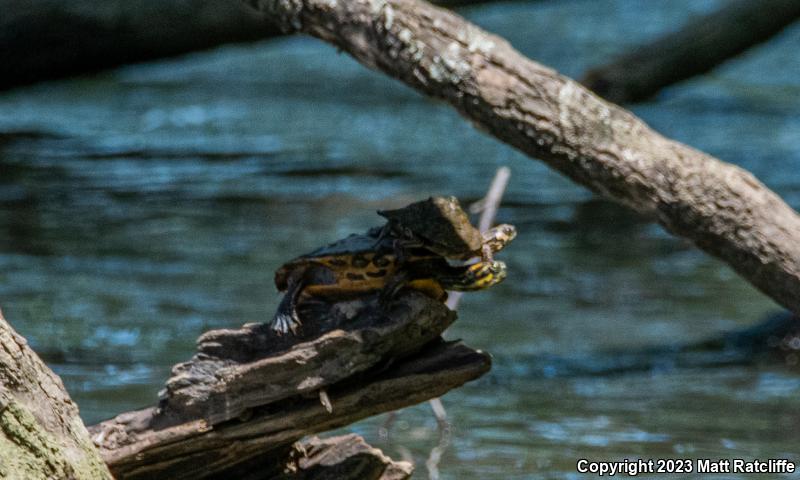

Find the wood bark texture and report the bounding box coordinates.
[172,434,414,480]
[0,310,112,480]
[281,434,413,480]
[246,0,800,317]
[0,0,504,91]
[88,292,490,479]
[582,0,800,103]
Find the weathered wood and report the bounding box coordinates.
[160,294,455,425]
[0,310,112,480]
[245,0,800,318]
[582,0,800,103]
[290,434,413,480]
[0,0,511,91]
[88,292,490,479]
[196,434,413,480]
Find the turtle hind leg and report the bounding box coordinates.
[271,291,302,335]
[271,312,299,335]
[271,277,307,335]
[377,270,411,309]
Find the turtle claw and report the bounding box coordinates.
[271,311,302,335]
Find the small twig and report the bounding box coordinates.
[377,169,511,479]
[319,388,333,414]
[478,166,511,233]
[428,397,447,425]
[424,419,451,480]
[429,166,510,479]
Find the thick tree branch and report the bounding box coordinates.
[246,0,800,317]
[0,310,112,479]
[582,0,800,104]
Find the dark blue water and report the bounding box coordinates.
[1,0,799,478]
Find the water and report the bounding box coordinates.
[1,0,799,477]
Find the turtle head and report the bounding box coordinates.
[483,224,517,254]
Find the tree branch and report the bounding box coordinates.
[0,310,112,479]
[246,0,800,317]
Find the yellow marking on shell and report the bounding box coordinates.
[302,283,380,299]
[297,254,403,299]
[316,255,398,276]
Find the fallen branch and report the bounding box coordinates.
[89,292,490,479]
[582,0,800,103]
[245,0,800,317]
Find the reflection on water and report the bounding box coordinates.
[1,0,800,478]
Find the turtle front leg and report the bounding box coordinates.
[480,242,494,262]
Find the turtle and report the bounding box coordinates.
[377,196,516,262]
[271,230,507,334]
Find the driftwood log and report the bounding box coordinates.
[0,310,112,480]
[88,292,490,479]
[245,0,800,318]
[582,0,800,104]
[0,0,506,91]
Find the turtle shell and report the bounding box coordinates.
[378,196,483,255]
[274,232,395,291]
